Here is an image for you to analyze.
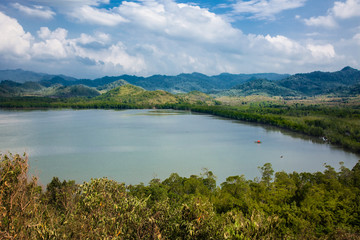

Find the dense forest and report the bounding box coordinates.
[1,153,359,239]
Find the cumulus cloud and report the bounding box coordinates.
[354,33,360,44]
[78,42,146,73]
[0,12,32,57]
[28,0,125,26]
[76,32,110,45]
[30,0,109,8]
[307,44,336,59]
[304,0,360,28]
[70,5,128,26]
[30,26,145,73]
[231,0,307,20]
[12,3,55,19]
[333,0,360,19]
[116,1,242,45]
[32,27,69,59]
[0,1,349,77]
[37,27,67,40]
[304,15,337,28]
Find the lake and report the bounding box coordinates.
[0,109,358,186]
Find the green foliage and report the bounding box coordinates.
[96,79,128,91]
[95,84,180,106]
[1,154,360,239]
[218,78,299,97]
[278,66,360,96]
[258,163,274,186]
[0,80,100,98]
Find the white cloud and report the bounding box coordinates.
[117,1,241,44]
[28,0,125,26]
[30,26,145,73]
[70,5,128,26]
[264,35,303,54]
[92,42,146,73]
[12,3,55,19]
[0,1,354,77]
[32,27,69,59]
[30,0,109,8]
[76,32,110,45]
[304,15,337,28]
[231,0,307,20]
[0,11,32,57]
[37,27,67,40]
[333,0,360,19]
[32,39,68,59]
[247,34,304,56]
[304,0,360,28]
[354,33,360,44]
[307,44,336,59]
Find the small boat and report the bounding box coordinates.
[255,140,261,144]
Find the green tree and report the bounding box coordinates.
[258,163,274,186]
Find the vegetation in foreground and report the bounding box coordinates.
[1,153,360,239]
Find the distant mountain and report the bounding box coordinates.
[0,69,77,83]
[277,67,360,96]
[0,80,99,98]
[1,67,359,97]
[0,69,289,93]
[96,80,129,92]
[217,78,299,97]
[215,67,360,97]
[115,72,289,93]
[0,69,48,83]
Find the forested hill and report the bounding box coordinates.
[0,69,288,93]
[0,69,77,83]
[216,67,360,97]
[1,67,359,96]
[277,66,360,96]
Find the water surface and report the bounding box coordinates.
[0,109,358,185]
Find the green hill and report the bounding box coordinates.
[1,67,359,97]
[177,91,219,105]
[0,80,99,98]
[215,67,360,97]
[0,80,46,97]
[0,69,289,93]
[95,84,180,105]
[278,66,360,96]
[51,85,100,98]
[217,78,299,97]
[96,79,129,92]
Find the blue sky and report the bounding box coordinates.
[0,0,359,78]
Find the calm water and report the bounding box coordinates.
[0,109,358,185]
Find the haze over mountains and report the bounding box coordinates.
[0,67,359,98]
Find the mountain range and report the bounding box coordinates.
[0,67,359,98]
